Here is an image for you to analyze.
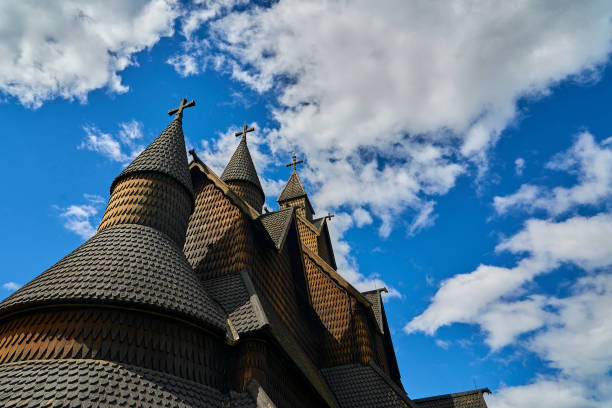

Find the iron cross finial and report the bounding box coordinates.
[235,123,255,141]
[285,154,304,172]
[325,213,335,221]
[168,98,196,118]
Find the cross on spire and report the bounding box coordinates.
[286,154,304,172]
[235,123,255,141]
[168,98,196,118]
[325,213,335,221]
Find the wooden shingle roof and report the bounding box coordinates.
[0,359,256,407]
[322,361,417,408]
[278,170,307,202]
[259,207,295,249]
[221,136,264,193]
[0,224,226,331]
[112,116,194,197]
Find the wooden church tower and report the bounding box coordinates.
[0,99,489,407]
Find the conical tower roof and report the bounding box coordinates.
[111,113,194,197]
[221,136,264,194]
[278,170,308,202]
[0,99,227,332]
[0,224,226,330]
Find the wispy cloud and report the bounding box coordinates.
[57,194,106,240]
[494,132,612,215]
[2,282,21,292]
[78,120,144,163]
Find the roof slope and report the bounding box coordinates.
[259,207,295,249]
[202,270,269,335]
[412,389,491,408]
[322,362,416,408]
[0,224,226,331]
[0,359,255,407]
[362,288,388,333]
[278,171,307,202]
[221,137,263,192]
[112,116,194,196]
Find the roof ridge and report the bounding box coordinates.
[412,388,492,402]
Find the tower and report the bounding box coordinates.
[277,154,314,220]
[220,124,265,212]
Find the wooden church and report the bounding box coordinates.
[0,99,490,407]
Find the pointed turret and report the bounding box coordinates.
[221,124,265,212]
[278,154,315,220]
[99,99,195,247]
[0,98,226,333]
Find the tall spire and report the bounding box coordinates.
[278,154,314,220]
[111,98,195,198]
[221,123,265,212]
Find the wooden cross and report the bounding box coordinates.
[285,154,304,171]
[325,213,334,221]
[235,123,255,141]
[168,98,196,117]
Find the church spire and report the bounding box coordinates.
[221,123,265,212]
[99,98,196,247]
[278,154,314,220]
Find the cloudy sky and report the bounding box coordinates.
[1,1,612,406]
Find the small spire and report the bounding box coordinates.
[235,123,255,141]
[285,154,304,172]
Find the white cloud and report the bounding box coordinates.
[170,0,612,239]
[405,212,612,345]
[514,157,525,176]
[353,207,373,228]
[58,194,106,239]
[486,274,612,408]
[495,132,612,215]
[79,120,144,163]
[486,379,603,408]
[2,282,21,291]
[0,1,179,108]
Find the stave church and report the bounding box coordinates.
[0,99,490,407]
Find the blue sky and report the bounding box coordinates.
[1,1,612,407]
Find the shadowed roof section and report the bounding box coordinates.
[322,362,417,408]
[111,115,194,197]
[278,170,307,203]
[0,359,255,407]
[0,224,226,331]
[221,136,264,193]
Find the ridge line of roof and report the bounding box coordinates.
[411,388,492,402]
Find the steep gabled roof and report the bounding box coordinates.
[202,270,269,337]
[221,136,264,193]
[0,224,226,332]
[362,288,388,334]
[278,170,307,202]
[412,388,491,408]
[322,361,417,408]
[112,116,194,197]
[259,207,295,249]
